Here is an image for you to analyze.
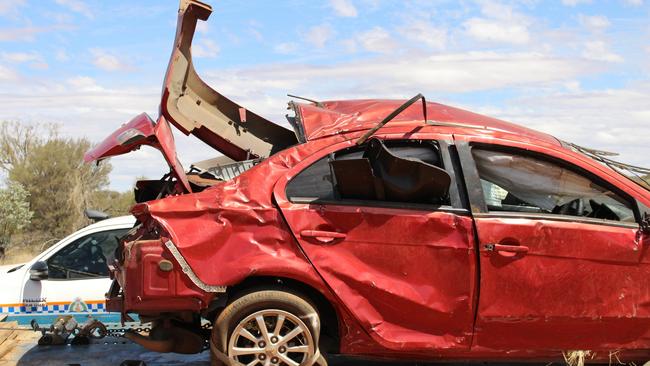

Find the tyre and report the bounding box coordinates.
[210,289,327,366]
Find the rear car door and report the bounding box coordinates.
[456,139,650,351]
[274,134,478,352]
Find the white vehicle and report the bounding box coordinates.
[0,216,135,324]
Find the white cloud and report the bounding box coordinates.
[54,0,93,19]
[622,0,643,5]
[0,25,73,42]
[0,75,172,190]
[479,1,518,20]
[356,27,397,53]
[489,85,650,168]
[2,52,42,63]
[0,0,25,16]
[464,18,530,45]
[201,51,595,108]
[578,14,610,32]
[247,20,264,42]
[196,22,209,34]
[66,76,103,92]
[1,51,48,70]
[0,65,19,81]
[463,2,531,45]
[249,28,263,42]
[90,48,133,71]
[582,41,623,62]
[340,39,357,53]
[329,0,358,17]
[561,0,592,5]
[304,24,333,49]
[55,49,70,62]
[193,39,220,58]
[398,20,447,51]
[274,42,298,54]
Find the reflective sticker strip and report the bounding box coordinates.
[0,301,105,314]
[163,240,227,293]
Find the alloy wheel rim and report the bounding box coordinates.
[227,309,315,366]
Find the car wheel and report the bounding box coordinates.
[210,289,326,366]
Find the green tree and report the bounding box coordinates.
[88,189,135,217]
[0,182,33,247]
[0,121,113,239]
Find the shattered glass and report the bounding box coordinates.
[473,148,635,222]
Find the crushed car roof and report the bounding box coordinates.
[290,99,561,146]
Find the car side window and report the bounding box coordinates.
[472,148,636,223]
[47,228,130,280]
[287,139,451,206]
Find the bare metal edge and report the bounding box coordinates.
[164,240,227,293]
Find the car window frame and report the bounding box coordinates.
[43,227,130,281]
[283,135,469,214]
[455,140,642,229]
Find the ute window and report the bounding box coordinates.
[286,139,451,206]
[47,228,130,280]
[472,148,636,223]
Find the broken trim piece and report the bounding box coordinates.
[567,142,650,191]
[356,93,427,145]
[163,240,227,293]
[161,0,297,161]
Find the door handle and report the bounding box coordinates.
[485,243,529,254]
[300,230,346,244]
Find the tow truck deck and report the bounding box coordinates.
[0,319,209,366]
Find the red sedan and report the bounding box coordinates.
[86,1,650,365]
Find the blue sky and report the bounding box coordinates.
[0,0,649,191]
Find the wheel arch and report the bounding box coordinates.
[208,275,341,354]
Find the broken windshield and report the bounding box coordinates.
[566,142,650,192]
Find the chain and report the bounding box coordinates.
[24,320,212,345]
[86,322,152,344]
[105,324,151,337]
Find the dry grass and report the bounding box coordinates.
[1,231,58,265]
[1,246,39,265]
[563,350,594,366]
[561,350,647,366]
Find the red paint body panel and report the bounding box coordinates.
[84,113,191,193]
[294,100,560,147]
[110,239,210,314]
[273,135,477,352]
[97,102,650,362]
[473,217,650,350]
[456,134,650,354]
[138,136,341,287]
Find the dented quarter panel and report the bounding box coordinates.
[126,133,390,352]
[135,136,338,285]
